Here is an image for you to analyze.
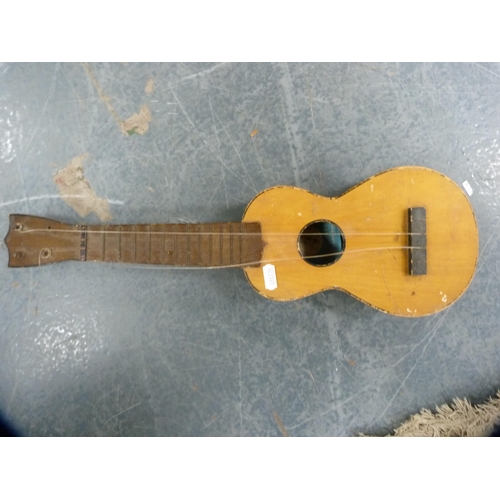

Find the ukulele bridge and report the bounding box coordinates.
[408,207,427,276]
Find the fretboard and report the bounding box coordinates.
[84,222,264,268]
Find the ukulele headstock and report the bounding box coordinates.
[4,214,80,267]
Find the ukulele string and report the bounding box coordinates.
[43,245,422,271]
[23,223,424,268]
[19,228,425,237]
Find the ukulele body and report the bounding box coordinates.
[242,166,478,317]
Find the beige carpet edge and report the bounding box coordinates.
[366,390,500,437]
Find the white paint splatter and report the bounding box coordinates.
[53,154,111,221]
[144,78,154,95]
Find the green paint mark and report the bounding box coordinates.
[126,127,139,136]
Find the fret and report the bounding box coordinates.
[174,223,178,265]
[210,224,221,267]
[86,225,102,261]
[80,225,88,261]
[147,226,151,264]
[199,224,210,267]
[104,225,120,262]
[102,225,106,261]
[197,224,202,266]
[219,223,222,266]
[162,224,166,264]
[150,224,163,264]
[118,226,121,262]
[208,225,212,267]
[189,224,201,266]
[221,223,231,266]
[134,225,137,263]
[164,224,175,265]
[229,224,233,266]
[120,225,135,263]
[238,222,243,262]
[136,225,149,264]
[187,224,191,265]
[176,225,188,266]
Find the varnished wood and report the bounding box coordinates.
[242,166,478,317]
[4,166,479,317]
[5,218,264,269]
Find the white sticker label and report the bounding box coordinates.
[462,180,473,196]
[263,264,278,290]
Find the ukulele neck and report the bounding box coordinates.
[5,215,264,268]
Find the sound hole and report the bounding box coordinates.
[298,220,345,266]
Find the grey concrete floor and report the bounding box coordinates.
[0,62,499,436]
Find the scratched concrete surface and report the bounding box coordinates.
[0,62,499,436]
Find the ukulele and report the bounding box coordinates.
[4,166,478,317]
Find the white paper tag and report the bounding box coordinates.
[263,264,278,290]
[462,180,473,196]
